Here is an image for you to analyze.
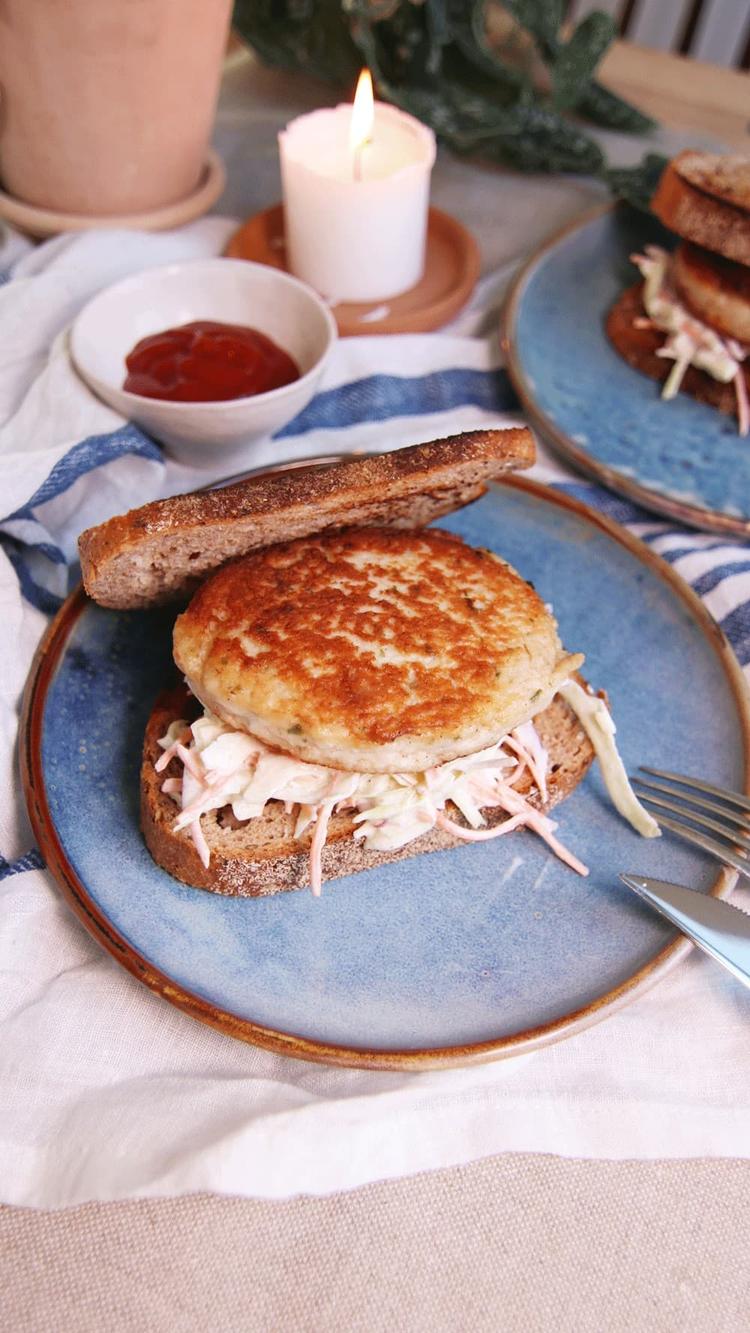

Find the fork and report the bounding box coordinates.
[632,768,750,882]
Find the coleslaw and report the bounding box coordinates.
[155,684,657,896]
[630,245,748,436]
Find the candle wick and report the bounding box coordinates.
[353,137,371,183]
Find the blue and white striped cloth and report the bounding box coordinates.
[3,218,750,1206]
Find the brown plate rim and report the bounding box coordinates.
[502,202,750,540]
[20,473,748,1070]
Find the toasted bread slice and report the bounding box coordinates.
[606,283,747,419]
[652,152,750,266]
[79,429,535,610]
[676,152,750,211]
[672,241,750,344]
[141,684,595,896]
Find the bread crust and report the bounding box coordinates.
[79,429,535,610]
[140,684,596,897]
[651,154,750,266]
[676,151,750,212]
[606,283,746,419]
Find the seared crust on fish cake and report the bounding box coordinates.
[141,683,596,896]
[672,241,750,344]
[173,527,584,774]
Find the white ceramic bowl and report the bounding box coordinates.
[70,258,337,467]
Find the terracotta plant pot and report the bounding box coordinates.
[0,0,233,216]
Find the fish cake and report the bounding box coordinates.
[173,527,583,773]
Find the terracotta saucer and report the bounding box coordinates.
[225,204,480,336]
[0,149,226,239]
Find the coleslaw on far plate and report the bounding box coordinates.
[631,245,749,436]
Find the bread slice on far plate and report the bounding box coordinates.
[652,151,750,266]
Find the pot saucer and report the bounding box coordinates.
[225,204,480,336]
[0,149,226,239]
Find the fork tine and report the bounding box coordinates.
[635,790,750,850]
[639,767,750,814]
[633,777,750,832]
[647,813,750,882]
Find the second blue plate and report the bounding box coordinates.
[504,205,750,538]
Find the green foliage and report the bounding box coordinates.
[233,0,658,192]
[604,153,669,211]
[577,81,657,134]
[502,0,565,57]
[552,13,617,110]
[232,0,360,84]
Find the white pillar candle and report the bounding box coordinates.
[279,73,436,304]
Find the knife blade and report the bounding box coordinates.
[620,874,750,990]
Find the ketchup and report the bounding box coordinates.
[123,321,300,402]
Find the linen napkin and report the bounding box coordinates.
[2,221,750,1210]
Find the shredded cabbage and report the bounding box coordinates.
[558,680,659,839]
[630,246,748,435]
[156,711,587,895]
[156,681,661,895]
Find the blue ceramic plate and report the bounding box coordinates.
[504,205,750,538]
[22,478,749,1069]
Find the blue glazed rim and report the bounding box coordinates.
[503,203,750,540]
[20,476,749,1070]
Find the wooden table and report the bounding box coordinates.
[602,39,750,150]
[4,39,750,1333]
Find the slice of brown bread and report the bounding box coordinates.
[605,283,746,420]
[651,152,750,266]
[79,428,535,610]
[141,683,595,897]
[677,152,750,211]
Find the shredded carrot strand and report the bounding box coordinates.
[309,802,335,897]
[436,812,527,841]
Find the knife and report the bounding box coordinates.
[620,874,750,990]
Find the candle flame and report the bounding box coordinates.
[350,68,374,153]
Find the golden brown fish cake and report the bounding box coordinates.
[672,241,750,343]
[173,527,583,772]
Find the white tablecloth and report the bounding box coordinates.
[1,52,749,1209]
